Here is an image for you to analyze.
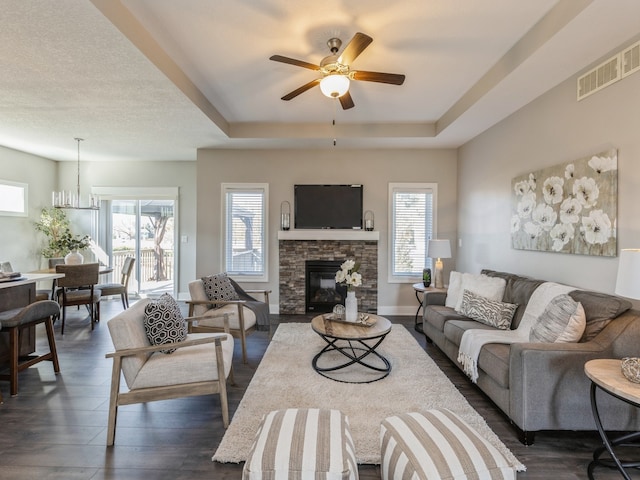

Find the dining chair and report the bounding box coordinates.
[55,263,102,334]
[96,257,135,309]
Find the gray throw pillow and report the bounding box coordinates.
[201,273,239,306]
[458,289,517,330]
[529,294,586,343]
[143,294,187,354]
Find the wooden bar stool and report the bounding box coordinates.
[0,300,61,397]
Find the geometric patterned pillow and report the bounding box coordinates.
[458,289,518,330]
[143,294,187,354]
[201,273,239,306]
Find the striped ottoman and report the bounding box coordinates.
[380,409,516,480]
[242,408,358,480]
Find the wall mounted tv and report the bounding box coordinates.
[294,184,363,229]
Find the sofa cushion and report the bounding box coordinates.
[143,294,187,354]
[454,273,507,312]
[569,290,632,341]
[424,305,469,333]
[201,273,239,304]
[443,319,496,348]
[529,294,586,343]
[458,290,517,330]
[483,270,545,329]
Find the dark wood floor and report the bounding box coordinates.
[0,299,633,479]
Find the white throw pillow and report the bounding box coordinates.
[529,294,586,343]
[445,271,464,308]
[454,273,507,313]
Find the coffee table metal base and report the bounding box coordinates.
[312,335,391,384]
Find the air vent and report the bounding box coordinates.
[621,40,640,78]
[577,54,620,101]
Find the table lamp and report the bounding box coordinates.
[615,249,640,300]
[428,239,451,289]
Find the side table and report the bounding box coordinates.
[584,358,640,480]
[411,283,446,333]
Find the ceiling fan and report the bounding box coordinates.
[269,32,405,110]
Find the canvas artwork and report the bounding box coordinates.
[511,148,617,257]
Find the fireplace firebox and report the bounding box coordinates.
[305,260,346,313]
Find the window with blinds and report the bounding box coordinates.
[223,184,268,280]
[389,183,437,281]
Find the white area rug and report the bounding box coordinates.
[213,323,525,470]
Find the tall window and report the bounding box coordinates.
[223,183,268,281]
[389,183,437,282]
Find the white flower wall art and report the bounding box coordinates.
[511,149,617,257]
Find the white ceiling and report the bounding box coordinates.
[1,0,639,162]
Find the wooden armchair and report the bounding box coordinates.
[187,279,270,364]
[105,299,234,446]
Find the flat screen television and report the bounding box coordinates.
[294,184,363,229]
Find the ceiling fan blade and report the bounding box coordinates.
[338,32,373,65]
[339,91,355,110]
[281,79,321,101]
[352,70,405,85]
[269,55,320,71]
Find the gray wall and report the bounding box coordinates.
[457,39,640,299]
[196,148,458,314]
[0,146,57,271]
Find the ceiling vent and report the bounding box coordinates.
[577,39,640,101]
[621,40,640,78]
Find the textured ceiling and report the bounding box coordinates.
[1,0,639,161]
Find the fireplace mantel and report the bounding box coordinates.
[278,230,379,241]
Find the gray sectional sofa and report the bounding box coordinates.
[422,269,640,444]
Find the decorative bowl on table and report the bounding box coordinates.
[621,357,640,384]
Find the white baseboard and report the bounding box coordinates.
[376,306,418,316]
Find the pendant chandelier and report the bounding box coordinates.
[52,138,99,210]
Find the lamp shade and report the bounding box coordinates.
[615,249,640,300]
[320,74,350,98]
[428,239,451,259]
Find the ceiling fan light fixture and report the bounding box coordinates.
[320,74,350,98]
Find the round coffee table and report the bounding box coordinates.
[311,314,392,383]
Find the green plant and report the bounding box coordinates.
[34,208,91,258]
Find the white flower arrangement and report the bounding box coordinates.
[335,259,362,291]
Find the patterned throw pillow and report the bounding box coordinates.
[458,289,517,330]
[201,273,239,307]
[529,294,586,343]
[143,294,187,354]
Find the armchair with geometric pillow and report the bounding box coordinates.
[187,273,270,364]
[105,294,234,446]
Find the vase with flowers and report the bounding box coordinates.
[335,259,362,322]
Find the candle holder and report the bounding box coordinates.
[364,210,374,231]
[280,201,291,231]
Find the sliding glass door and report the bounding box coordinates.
[105,199,175,298]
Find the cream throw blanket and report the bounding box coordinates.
[457,282,573,383]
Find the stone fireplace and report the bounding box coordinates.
[278,230,378,315]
